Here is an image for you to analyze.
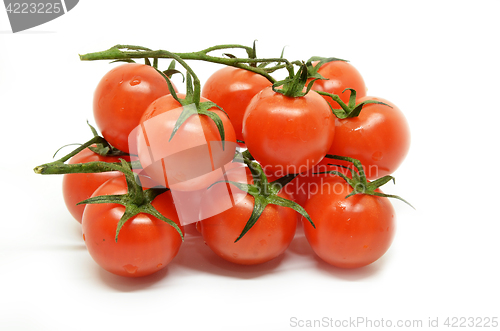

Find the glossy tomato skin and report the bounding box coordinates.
[242,87,335,176]
[311,60,367,108]
[82,176,183,277]
[199,168,297,265]
[202,66,271,144]
[135,94,237,191]
[322,96,410,179]
[93,63,176,153]
[282,164,351,207]
[302,176,395,269]
[62,148,129,223]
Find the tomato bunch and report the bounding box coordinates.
[34,43,412,277]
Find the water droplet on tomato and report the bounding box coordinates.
[130,78,141,86]
[157,263,162,268]
[123,264,138,274]
[372,151,383,161]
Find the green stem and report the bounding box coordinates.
[34,159,145,205]
[55,136,108,163]
[34,160,140,175]
[272,62,315,98]
[327,154,368,185]
[144,48,202,107]
[35,158,149,208]
[33,132,139,177]
[79,44,286,83]
[200,44,254,57]
[243,158,274,197]
[119,159,145,206]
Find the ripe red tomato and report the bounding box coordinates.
[311,60,367,108]
[202,66,271,144]
[93,63,177,153]
[242,87,335,176]
[322,96,410,179]
[82,176,183,277]
[302,175,395,269]
[199,167,297,265]
[281,164,351,207]
[62,147,129,223]
[135,94,237,191]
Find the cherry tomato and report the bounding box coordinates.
[311,60,367,108]
[322,96,410,179]
[62,147,129,223]
[302,175,395,269]
[202,66,271,144]
[135,94,237,191]
[199,167,297,265]
[93,63,177,153]
[282,164,351,207]
[242,87,335,176]
[82,176,183,277]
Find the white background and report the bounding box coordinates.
[1,1,499,330]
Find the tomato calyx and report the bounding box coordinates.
[77,160,183,242]
[84,122,129,157]
[162,71,229,149]
[321,155,414,208]
[34,136,183,241]
[315,88,392,119]
[272,62,319,98]
[217,154,314,242]
[305,56,347,80]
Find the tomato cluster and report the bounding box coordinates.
[34,43,412,278]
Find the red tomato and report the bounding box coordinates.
[93,63,176,153]
[199,167,297,265]
[82,176,183,277]
[281,164,351,207]
[322,96,410,179]
[311,60,367,108]
[62,147,129,223]
[302,176,395,268]
[202,66,271,144]
[242,87,335,176]
[135,94,237,191]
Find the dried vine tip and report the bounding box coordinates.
[33,166,44,174]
